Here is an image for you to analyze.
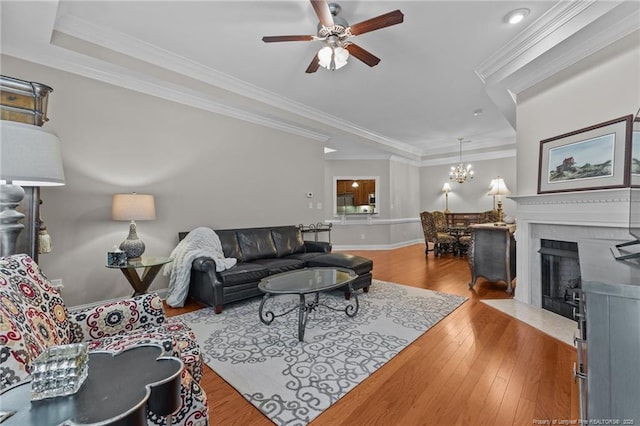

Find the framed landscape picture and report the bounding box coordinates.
[632,111,640,187]
[537,115,633,194]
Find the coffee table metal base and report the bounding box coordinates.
[259,282,359,341]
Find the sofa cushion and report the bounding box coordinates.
[237,228,278,261]
[307,253,374,276]
[216,229,243,261]
[218,262,269,286]
[271,227,305,257]
[251,258,305,275]
[287,252,325,263]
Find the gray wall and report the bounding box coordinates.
[420,156,517,219]
[323,158,423,248]
[3,55,326,307]
[517,33,640,195]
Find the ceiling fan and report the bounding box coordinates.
[262,0,404,73]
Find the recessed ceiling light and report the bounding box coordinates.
[324,147,336,154]
[504,8,530,24]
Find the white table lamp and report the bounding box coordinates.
[488,177,510,223]
[0,121,65,256]
[112,193,156,260]
[442,182,452,213]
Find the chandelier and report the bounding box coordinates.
[450,138,474,183]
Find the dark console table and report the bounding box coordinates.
[299,223,332,243]
[0,345,182,425]
[467,224,516,294]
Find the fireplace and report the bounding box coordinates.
[539,239,580,319]
[511,188,631,308]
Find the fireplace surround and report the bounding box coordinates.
[511,188,632,308]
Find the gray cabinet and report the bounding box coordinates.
[467,224,516,294]
[577,239,640,423]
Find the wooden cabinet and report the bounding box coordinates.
[354,181,366,205]
[354,180,375,205]
[337,180,348,195]
[336,179,376,205]
[467,224,516,294]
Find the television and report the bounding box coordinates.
[612,107,640,260]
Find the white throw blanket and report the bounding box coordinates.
[163,227,237,307]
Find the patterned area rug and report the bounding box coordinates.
[176,280,467,425]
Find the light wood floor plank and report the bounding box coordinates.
[165,243,577,425]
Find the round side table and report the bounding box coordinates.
[106,256,172,296]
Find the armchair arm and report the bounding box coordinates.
[304,241,332,253]
[67,293,166,343]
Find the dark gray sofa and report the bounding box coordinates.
[178,225,373,313]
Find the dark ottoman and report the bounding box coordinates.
[306,253,373,298]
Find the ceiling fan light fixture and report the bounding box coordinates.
[318,45,349,70]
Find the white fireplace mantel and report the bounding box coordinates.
[511,188,632,306]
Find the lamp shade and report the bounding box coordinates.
[112,193,156,221]
[488,178,510,196]
[442,183,452,193]
[0,121,65,186]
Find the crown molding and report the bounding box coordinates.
[3,44,330,143]
[390,155,422,167]
[475,0,639,128]
[324,154,392,161]
[475,0,603,84]
[421,148,516,167]
[52,13,422,157]
[422,137,516,157]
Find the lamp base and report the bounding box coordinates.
[119,221,145,259]
[0,183,26,257]
[497,200,505,224]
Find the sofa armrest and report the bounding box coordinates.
[67,293,167,343]
[192,257,218,273]
[304,240,332,253]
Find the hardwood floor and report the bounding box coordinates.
[165,243,579,425]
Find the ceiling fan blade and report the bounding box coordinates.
[346,43,381,67]
[262,35,315,43]
[305,54,320,74]
[349,10,404,36]
[310,0,334,28]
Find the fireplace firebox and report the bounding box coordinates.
[539,239,580,320]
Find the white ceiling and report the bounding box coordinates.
[1,1,637,162]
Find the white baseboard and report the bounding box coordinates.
[333,238,423,251]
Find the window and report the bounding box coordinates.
[334,176,379,216]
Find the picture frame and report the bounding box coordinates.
[537,115,633,194]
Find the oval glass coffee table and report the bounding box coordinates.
[258,267,358,342]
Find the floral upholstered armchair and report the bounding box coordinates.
[0,254,208,425]
[420,211,456,256]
